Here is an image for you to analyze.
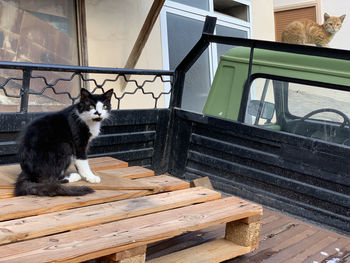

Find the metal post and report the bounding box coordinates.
[20,69,31,113]
[171,16,217,108]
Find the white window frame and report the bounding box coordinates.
[160,0,252,106]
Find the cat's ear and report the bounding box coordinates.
[340,14,346,22]
[324,13,330,21]
[104,89,114,101]
[80,88,91,102]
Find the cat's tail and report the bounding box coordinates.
[14,172,94,197]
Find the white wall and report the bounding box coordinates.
[321,0,349,50]
[251,0,276,41]
[85,0,162,69]
[85,0,165,109]
[273,0,309,8]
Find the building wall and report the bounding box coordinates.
[85,0,164,109]
[85,0,162,69]
[320,0,349,50]
[251,0,276,41]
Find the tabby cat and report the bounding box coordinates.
[15,88,113,196]
[281,13,346,47]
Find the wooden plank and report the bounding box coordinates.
[146,239,252,263]
[0,175,189,221]
[301,238,350,263]
[262,231,330,263]
[0,167,159,191]
[69,172,160,191]
[0,189,12,199]
[0,187,222,245]
[0,197,262,263]
[190,176,214,190]
[96,167,154,179]
[0,190,151,221]
[134,175,190,192]
[146,225,225,260]
[283,235,339,263]
[89,157,128,171]
[107,246,147,261]
[0,157,128,189]
[147,208,350,263]
[0,164,18,188]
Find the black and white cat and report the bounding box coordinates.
[14,88,114,196]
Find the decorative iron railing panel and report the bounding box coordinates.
[0,62,174,113]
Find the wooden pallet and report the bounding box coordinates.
[0,157,262,263]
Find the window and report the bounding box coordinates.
[245,77,350,145]
[0,0,83,112]
[161,0,251,112]
[245,78,277,126]
[0,0,80,65]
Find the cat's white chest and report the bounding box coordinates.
[87,121,101,139]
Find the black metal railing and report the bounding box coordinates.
[0,62,174,113]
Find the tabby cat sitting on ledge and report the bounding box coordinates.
[282,13,346,47]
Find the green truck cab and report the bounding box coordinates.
[203,47,350,145]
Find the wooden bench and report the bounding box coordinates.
[0,157,262,263]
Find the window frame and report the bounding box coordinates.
[160,0,252,85]
[246,73,350,125]
[76,0,88,67]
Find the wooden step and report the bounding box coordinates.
[0,187,221,245]
[146,239,251,263]
[0,197,262,263]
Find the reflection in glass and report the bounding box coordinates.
[167,13,211,112]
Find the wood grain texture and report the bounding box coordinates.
[89,157,128,171]
[0,157,129,189]
[0,187,221,245]
[134,175,190,192]
[0,197,262,263]
[0,164,18,188]
[69,171,160,191]
[96,167,154,179]
[0,189,13,199]
[0,190,151,221]
[108,246,147,261]
[0,175,190,221]
[146,239,252,263]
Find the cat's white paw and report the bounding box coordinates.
[67,173,82,183]
[86,175,101,184]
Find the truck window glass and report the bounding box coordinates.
[245,78,277,126]
[245,78,350,146]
